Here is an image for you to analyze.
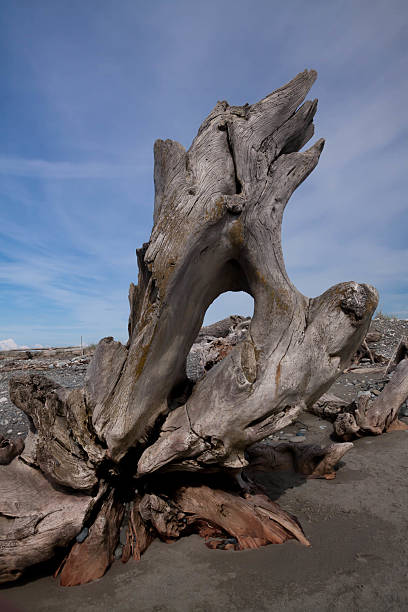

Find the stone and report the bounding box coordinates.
[75,527,89,543]
[399,405,408,417]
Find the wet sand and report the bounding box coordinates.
[2,411,407,612]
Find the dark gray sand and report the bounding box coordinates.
[2,314,408,611]
[2,411,408,612]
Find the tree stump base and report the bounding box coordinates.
[0,70,378,586]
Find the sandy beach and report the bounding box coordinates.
[2,408,407,612]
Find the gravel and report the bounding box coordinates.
[1,314,407,440]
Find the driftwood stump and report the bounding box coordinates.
[1,70,378,586]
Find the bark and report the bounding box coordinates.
[1,70,379,585]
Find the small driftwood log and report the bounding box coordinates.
[385,337,408,375]
[334,358,408,439]
[1,70,378,586]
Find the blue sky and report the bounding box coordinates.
[0,0,407,348]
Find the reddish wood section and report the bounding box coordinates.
[122,496,155,563]
[138,485,310,551]
[59,491,124,587]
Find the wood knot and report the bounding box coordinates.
[225,195,245,215]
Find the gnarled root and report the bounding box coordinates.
[137,484,310,551]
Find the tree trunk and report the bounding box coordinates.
[1,70,378,586]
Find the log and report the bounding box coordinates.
[307,392,349,421]
[1,70,379,585]
[334,359,408,439]
[385,337,408,375]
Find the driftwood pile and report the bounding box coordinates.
[1,70,406,588]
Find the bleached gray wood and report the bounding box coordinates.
[10,374,104,492]
[2,71,379,585]
[334,358,408,437]
[83,70,378,472]
[0,458,100,583]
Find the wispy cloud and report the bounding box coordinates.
[0,0,407,345]
[0,157,147,179]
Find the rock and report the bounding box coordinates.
[75,527,89,543]
[366,330,382,343]
[114,545,123,560]
[399,405,408,417]
[119,526,127,546]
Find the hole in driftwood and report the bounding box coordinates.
[204,291,254,326]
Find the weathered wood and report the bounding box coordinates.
[138,485,310,550]
[333,359,408,439]
[10,374,105,492]
[0,434,24,465]
[1,70,380,586]
[308,392,349,421]
[121,496,155,563]
[385,337,408,375]
[58,491,124,587]
[85,69,377,473]
[0,458,99,583]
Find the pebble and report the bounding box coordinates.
[223,537,238,545]
[114,545,123,560]
[0,397,7,404]
[76,527,89,543]
[120,526,128,546]
[6,429,12,434]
